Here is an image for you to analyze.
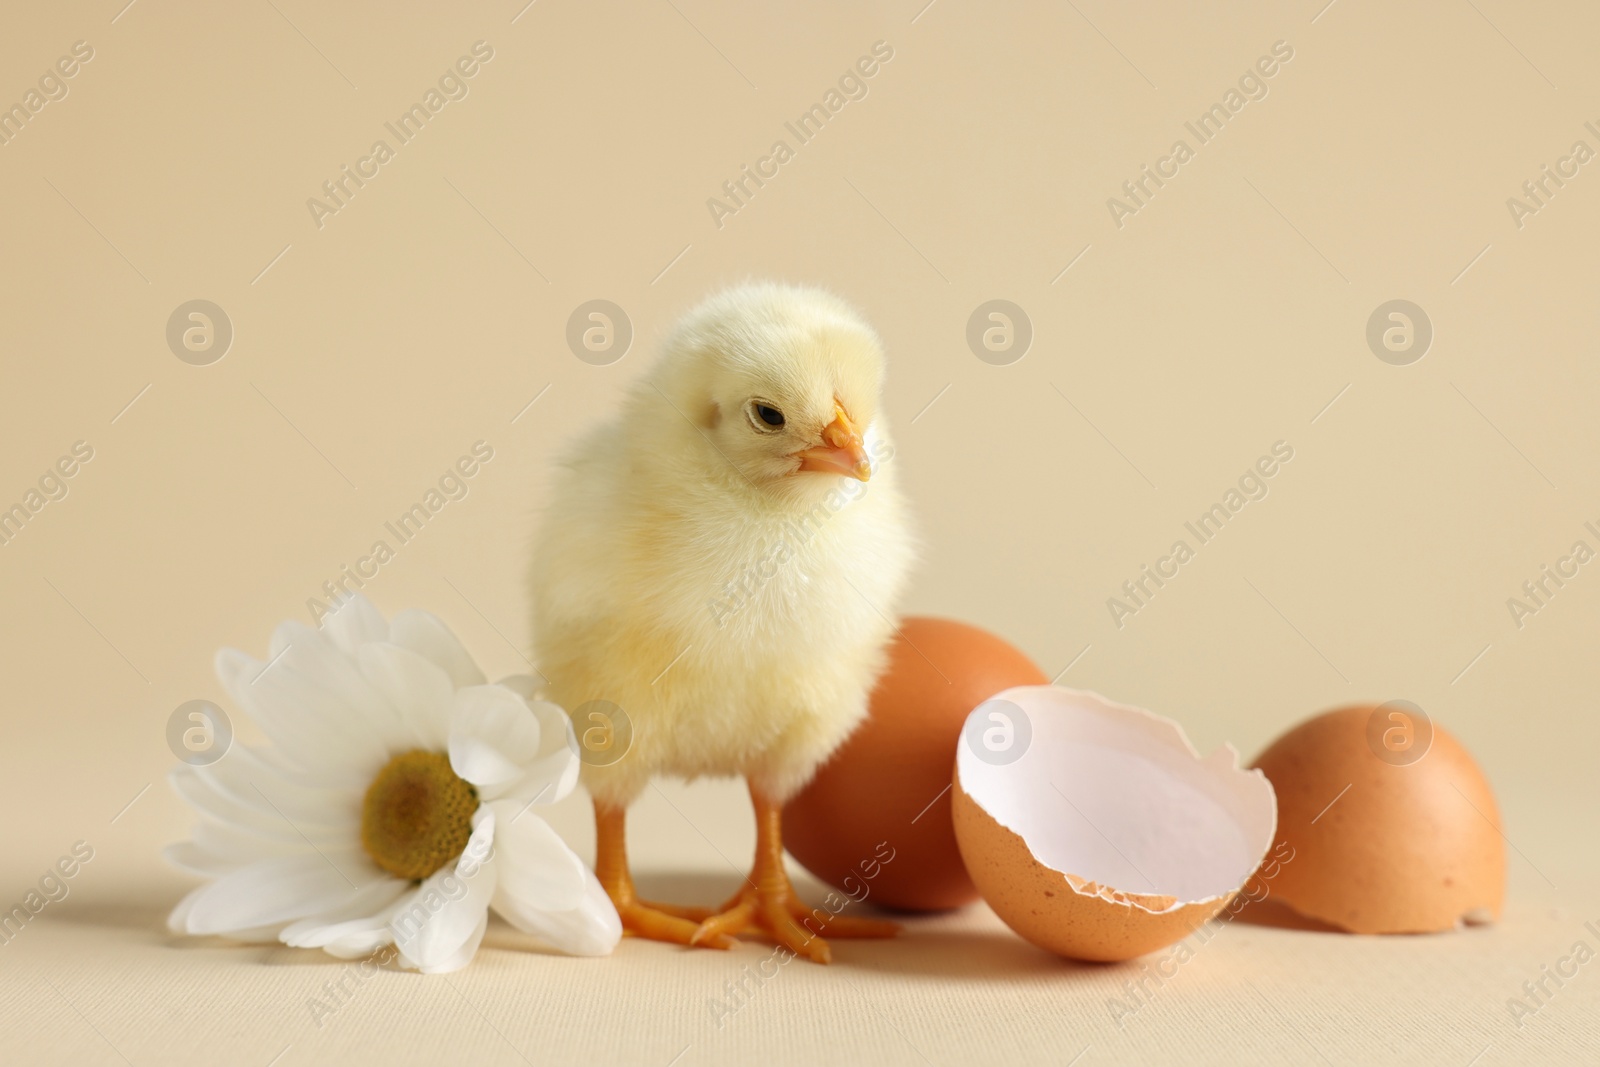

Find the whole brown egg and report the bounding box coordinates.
[783,616,1048,912]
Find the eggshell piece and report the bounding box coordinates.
[952,686,1277,961]
[1250,705,1506,934]
[784,617,1047,912]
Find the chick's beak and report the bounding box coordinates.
[797,405,872,481]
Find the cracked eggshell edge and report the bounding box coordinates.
[952,685,1278,962]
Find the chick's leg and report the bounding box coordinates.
[690,783,900,964]
[593,801,730,948]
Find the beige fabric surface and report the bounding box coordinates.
[3,783,1598,1066]
[4,0,1600,1063]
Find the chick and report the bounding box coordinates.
[528,283,915,962]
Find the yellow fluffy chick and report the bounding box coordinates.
[528,282,914,962]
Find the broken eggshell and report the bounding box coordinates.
[1250,705,1506,934]
[952,686,1277,962]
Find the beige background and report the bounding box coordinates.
[2,0,1598,1063]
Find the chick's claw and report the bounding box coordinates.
[641,900,714,923]
[616,898,734,950]
[799,908,901,940]
[690,883,900,964]
[691,884,830,964]
[689,897,755,945]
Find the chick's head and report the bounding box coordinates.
[655,284,888,499]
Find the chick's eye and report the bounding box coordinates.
[755,404,785,428]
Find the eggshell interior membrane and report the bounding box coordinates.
[953,685,1277,961]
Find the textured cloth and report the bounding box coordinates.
[3,779,1595,1065]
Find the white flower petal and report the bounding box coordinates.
[529,700,581,802]
[167,883,208,934]
[280,878,411,948]
[319,594,389,660]
[358,643,453,751]
[389,811,497,970]
[494,674,540,701]
[180,852,386,937]
[169,768,352,845]
[478,700,579,804]
[215,646,257,708]
[315,889,418,959]
[479,751,578,805]
[189,820,325,867]
[484,801,588,913]
[253,622,407,765]
[390,609,486,690]
[164,842,238,878]
[203,710,360,793]
[492,863,620,957]
[323,927,398,960]
[213,647,376,787]
[216,647,335,774]
[449,687,543,788]
[193,747,360,831]
[402,911,487,974]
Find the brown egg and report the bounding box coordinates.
[1250,704,1506,934]
[783,617,1047,912]
[953,686,1277,961]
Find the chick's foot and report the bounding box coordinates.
[690,880,899,963]
[689,784,899,964]
[593,800,731,950]
[610,891,731,949]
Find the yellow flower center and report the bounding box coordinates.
[360,750,478,881]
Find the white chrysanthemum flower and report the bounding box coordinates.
[164,594,620,972]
